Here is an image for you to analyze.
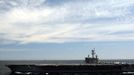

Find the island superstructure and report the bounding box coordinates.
[85,49,99,64]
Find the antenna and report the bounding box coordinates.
[91,48,95,58]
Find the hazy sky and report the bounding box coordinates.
[0,0,134,60]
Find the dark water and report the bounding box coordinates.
[1,59,134,75]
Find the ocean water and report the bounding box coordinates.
[1,60,134,75]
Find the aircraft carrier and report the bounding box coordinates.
[7,49,134,75]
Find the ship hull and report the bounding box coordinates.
[7,64,134,75]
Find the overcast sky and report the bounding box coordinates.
[0,0,134,60]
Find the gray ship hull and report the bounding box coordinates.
[7,64,134,75]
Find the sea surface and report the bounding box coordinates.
[1,59,134,75]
